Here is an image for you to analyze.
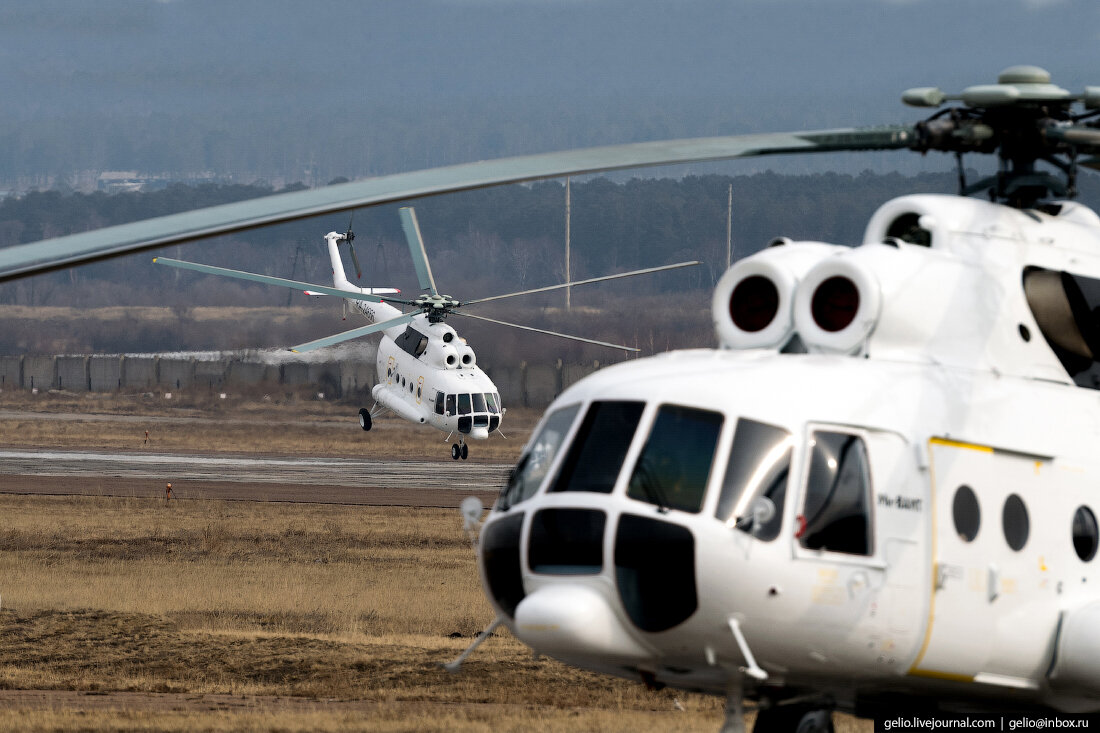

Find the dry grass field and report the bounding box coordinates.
[0,495,733,731]
[0,392,872,732]
[0,389,540,462]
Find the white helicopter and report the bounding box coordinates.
[151,207,698,460]
[4,65,1100,732]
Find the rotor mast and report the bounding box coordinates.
[903,65,1100,207]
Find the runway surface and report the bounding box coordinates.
[0,449,509,507]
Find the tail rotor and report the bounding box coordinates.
[342,213,363,280]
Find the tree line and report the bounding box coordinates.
[0,169,1020,308]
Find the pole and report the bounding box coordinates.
[565,176,572,310]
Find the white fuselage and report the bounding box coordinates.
[325,232,503,438]
[477,195,1100,716]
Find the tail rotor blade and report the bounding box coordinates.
[349,242,363,280]
[399,206,438,296]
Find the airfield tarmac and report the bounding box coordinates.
[0,449,507,508]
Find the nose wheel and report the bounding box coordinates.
[358,407,372,431]
[451,440,469,460]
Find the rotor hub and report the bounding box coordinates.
[415,293,461,322]
[902,66,1100,207]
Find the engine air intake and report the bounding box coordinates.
[811,275,860,332]
[730,275,780,333]
[712,258,797,349]
[794,256,881,354]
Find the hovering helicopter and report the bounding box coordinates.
[151,207,698,460]
[4,65,1100,732]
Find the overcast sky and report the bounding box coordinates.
[0,0,1096,181]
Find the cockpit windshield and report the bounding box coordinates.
[472,393,487,412]
[486,392,500,414]
[497,404,581,509]
[626,405,723,513]
[551,401,644,494]
[457,393,472,415]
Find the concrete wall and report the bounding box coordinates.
[524,363,561,408]
[121,357,157,389]
[0,356,21,390]
[281,362,310,386]
[340,361,374,399]
[562,361,600,391]
[0,354,607,406]
[487,364,524,407]
[159,358,195,390]
[308,363,342,398]
[57,356,88,392]
[227,360,271,386]
[89,356,122,391]
[24,356,56,390]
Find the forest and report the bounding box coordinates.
[2,169,1098,360]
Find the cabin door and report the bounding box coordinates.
[788,427,925,667]
[909,438,1055,686]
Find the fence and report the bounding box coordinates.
[0,354,605,408]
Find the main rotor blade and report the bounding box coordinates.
[453,311,640,352]
[290,312,419,353]
[152,257,415,305]
[463,260,702,306]
[399,206,438,296]
[0,126,914,283]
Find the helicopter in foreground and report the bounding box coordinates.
[4,65,1100,731]
[152,207,697,460]
[466,66,1100,731]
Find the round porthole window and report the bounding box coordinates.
[1002,494,1029,552]
[952,485,980,542]
[1073,506,1098,562]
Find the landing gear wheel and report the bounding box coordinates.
[358,408,372,432]
[451,444,460,460]
[460,443,468,460]
[753,706,834,733]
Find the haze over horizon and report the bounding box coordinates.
[0,0,1095,188]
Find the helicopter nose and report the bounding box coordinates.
[514,583,652,662]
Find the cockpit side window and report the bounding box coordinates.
[626,405,723,514]
[496,404,581,509]
[551,401,645,494]
[799,431,873,556]
[1024,266,1100,389]
[396,326,429,358]
[884,212,932,247]
[486,392,500,414]
[714,418,792,541]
